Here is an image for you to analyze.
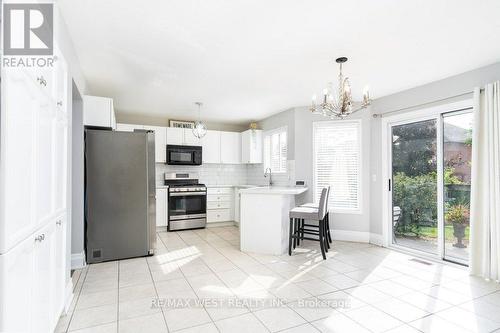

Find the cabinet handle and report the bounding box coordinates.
[57,101,63,107]
[56,220,62,226]
[35,234,44,242]
[37,76,47,86]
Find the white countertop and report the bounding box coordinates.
[239,186,308,195]
[206,184,260,188]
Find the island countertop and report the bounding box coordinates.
[239,186,308,195]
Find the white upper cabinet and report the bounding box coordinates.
[220,131,241,164]
[144,126,167,163]
[166,127,201,146]
[116,123,138,132]
[83,95,116,129]
[184,128,201,146]
[116,124,166,163]
[166,127,184,145]
[201,130,221,164]
[241,129,263,164]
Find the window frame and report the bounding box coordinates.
[263,126,288,174]
[312,119,362,214]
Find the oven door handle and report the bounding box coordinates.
[169,192,206,197]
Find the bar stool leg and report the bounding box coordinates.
[289,218,293,256]
[326,213,333,244]
[319,220,326,260]
[301,219,305,243]
[297,219,301,246]
[293,218,297,249]
[323,217,329,252]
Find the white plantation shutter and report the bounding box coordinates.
[264,127,287,173]
[313,121,361,212]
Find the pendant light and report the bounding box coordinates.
[192,102,207,139]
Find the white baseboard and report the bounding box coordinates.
[64,280,74,314]
[206,221,236,228]
[369,233,384,246]
[331,229,370,243]
[71,251,86,270]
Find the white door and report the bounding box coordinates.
[32,222,56,333]
[156,189,167,227]
[220,132,241,164]
[201,130,221,163]
[0,235,35,333]
[0,69,39,253]
[166,127,184,145]
[183,128,201,146]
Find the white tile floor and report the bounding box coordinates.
[56,226,500,333]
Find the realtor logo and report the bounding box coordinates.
[3,3,53,55]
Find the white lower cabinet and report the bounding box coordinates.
[206,187,233,223]
[0,217,66,333]
[156,188,168,227]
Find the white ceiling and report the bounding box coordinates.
[58,0,500,124]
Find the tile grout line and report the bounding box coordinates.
[168,229,224,332]
[181,228,278,333]
[152,233,173,333]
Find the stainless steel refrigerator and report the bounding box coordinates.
[85,129,156,264]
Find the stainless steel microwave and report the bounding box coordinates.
[166,145,202,165]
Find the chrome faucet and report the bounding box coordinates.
[264,167,273,186]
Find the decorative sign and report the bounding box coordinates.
[169,120,195,129]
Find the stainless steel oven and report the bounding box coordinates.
[166,145,202,165]
[165,173,207,231]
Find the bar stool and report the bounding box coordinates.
[289,187,329,259]
[300,187,332,245]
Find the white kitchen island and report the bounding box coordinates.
[239,186,308,255]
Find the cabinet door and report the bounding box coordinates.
[53,216,66,325]
[201,130,221,163]
[155,189,167,227]
[166,127,184,145]
[0,69,39,253]
[32,222,56,333]
[116,123,139,132]
[183,128,201,146]
[36,93,56,226]
[241,131,250,163]
[220,132,241,164]
[0,234,35,333]
[83,95,113,127]
[54,118,68,214]
[145,126,167,163]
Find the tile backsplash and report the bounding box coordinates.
[155,160,295,187]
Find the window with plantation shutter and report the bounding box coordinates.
[313,120,361,213]
[263,127,287,173]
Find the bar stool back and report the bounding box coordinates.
[289,187,329,259]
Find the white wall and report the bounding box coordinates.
[369,62,500,238]
[255,106,372,235]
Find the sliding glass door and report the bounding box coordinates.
[387,106,473,265]
[443,112,473,264]
[391,119,439,255]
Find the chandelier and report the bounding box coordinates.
[192,102,207,139]
[310,57,371,119]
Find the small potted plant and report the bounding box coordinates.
[444,204,469,248]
